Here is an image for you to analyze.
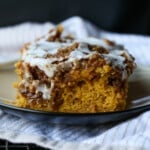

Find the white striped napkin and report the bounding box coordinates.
[0,16,150,150]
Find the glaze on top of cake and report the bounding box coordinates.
[22,26,134,79]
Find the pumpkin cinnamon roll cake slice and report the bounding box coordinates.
[14,25,136,112]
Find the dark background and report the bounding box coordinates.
[0,0,150,35]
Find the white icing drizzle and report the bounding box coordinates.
[77,37,112,50]
[103,51,125,68]
[21,34,134,100]
[25,40,74,57]
[68,43,96,61]
[36,81,54,99]
[21,79,54,100]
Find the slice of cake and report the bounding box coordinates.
[15,25,136,112]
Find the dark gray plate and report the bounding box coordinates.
[0,99,149,125]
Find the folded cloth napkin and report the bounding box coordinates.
[0,16,150,150]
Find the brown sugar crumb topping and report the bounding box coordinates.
[45,42,79,59]
[88,45,109,54]
[57,42,79,57]
[47,25,64,42]
[121,52,136,74]
[103,39,115,46]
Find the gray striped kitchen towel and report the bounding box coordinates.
[0,17,150,150]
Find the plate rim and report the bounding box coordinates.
[0,100,150,116]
